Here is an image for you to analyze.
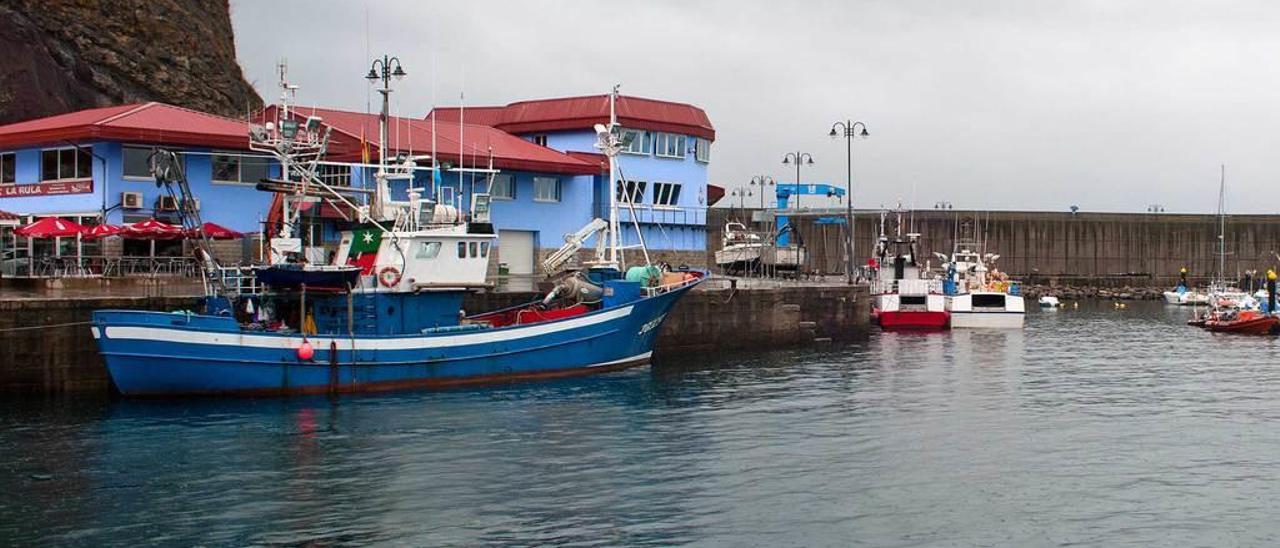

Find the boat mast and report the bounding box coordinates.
[277,62,294,239]
[608,87,622,268]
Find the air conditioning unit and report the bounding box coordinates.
[121,192,143,209]
[156,195,179,211]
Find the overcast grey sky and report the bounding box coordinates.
[229,1,1280,213]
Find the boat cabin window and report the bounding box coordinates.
[469,242,478,258]
[457,242,466,258]
[901,295,927,305]
[415,241,441,259]
[480,242,490,258]
[973,294,1006,307]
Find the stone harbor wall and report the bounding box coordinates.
[0,283,869,395]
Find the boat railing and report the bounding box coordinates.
[643,272,705,297]
[210,265,261,295]
[871,278,944,296]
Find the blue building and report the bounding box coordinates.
[0,93,716,279]
[0,102,277,263]
[429,94,715,266]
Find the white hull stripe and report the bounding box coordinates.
[103,306,634,351]
[588,351,652,367]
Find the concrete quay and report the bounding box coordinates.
[0,280,869,396]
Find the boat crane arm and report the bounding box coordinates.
[541,218,610,275]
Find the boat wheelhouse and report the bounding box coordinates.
[868,209,948,330]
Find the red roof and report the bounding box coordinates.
[267,105,598,175]
[429,94,715,141]
[0,102,252,150]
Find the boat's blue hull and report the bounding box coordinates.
[92,284,695,396]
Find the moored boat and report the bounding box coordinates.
[91,82,704,396]
[868,209,949,330]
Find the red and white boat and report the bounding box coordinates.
[868,211,949,330]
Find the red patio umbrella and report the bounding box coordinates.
[186,222,243,240]
[82,224,125,239]
[124,219,183,239]
[15,217,86,238]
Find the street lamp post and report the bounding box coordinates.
[829,120,869,284]
[750,175,775,210]
[781,152,814,210]
[365,55,406,218]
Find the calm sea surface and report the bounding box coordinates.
[4,301,1280,547]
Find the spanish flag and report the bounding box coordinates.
[360,127,370,164]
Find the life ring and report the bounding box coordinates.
[378,266,402,288]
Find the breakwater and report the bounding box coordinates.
[712,208,1280,285]
[0,283,869,395]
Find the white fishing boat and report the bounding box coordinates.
[937,216,1025,328]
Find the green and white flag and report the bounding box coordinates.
[350,227,383,255]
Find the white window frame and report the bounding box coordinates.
[0,152,14,185]
[695,138,711,163]
[533,176,561,203]
[616,180,646,203]
[652,182,682,207]
[654,132,687,159]
[619,128,650,155]
[490,173,515,200]
[40,147,92,182]
[212,151,270,186]
[532,135,549,147]
[315,163,352,187]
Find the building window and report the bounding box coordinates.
[0,152,14,184]
[212,152,270,185]
[620,128,650,155]
[695,138,711,163]
[533,135,548,147]
[315,163,351,187]
[490,173,515,200]
[654,133,687,159]
[653,182,682,206]
[617,180,646,203]
[40,147,91,181]
[415,241,441,259]
[533,176,560,202]
[122,146,154,179]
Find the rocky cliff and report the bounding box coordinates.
[0,0,262,125]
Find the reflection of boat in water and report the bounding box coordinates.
[868,209,948,330]
[713,222,804,275]
[92,83,704,396]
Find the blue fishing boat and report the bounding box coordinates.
[91,78,704,396]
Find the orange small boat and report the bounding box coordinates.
[1204,309,1280,335]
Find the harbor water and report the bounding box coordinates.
[4,301,1280,546]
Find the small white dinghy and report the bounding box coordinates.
[1038,296,1060,308]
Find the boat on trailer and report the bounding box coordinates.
[91,80,704,396]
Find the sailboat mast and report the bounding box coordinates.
[1219,164,1226,281]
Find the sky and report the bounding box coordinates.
[229,0,1280,213]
